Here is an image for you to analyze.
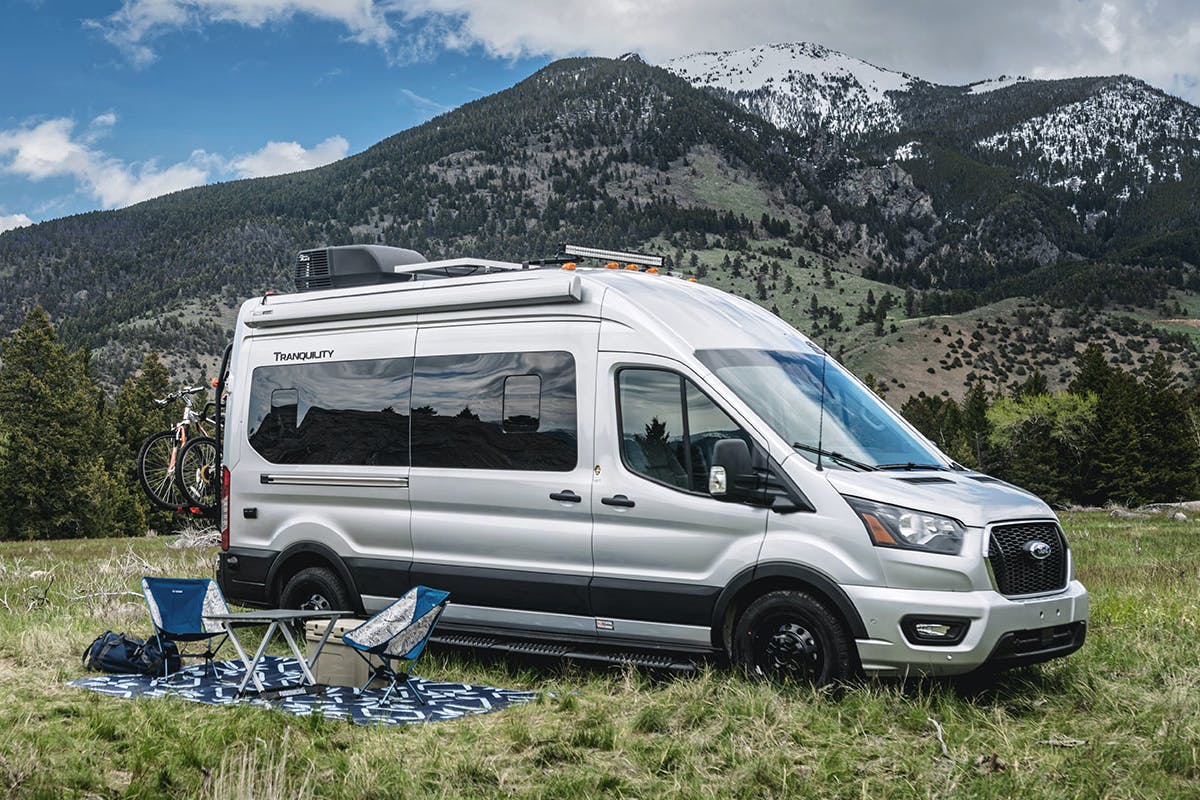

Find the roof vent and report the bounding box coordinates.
[296,245,426,292]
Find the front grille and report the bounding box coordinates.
[987,522,1069,596]
[295,249,331,291]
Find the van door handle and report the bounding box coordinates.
[549,490,582,503]
[601,494,636,508]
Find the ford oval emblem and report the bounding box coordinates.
[1024,540,1052,560]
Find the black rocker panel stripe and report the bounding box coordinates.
[408,562,592,617]
[589,577,720,627]
[358,559,720,624]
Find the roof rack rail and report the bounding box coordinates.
[562,244,664,267]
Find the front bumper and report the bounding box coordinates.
[845,580,1089,677]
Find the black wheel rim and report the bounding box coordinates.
[752,613,825,682]
[299,591,331,611]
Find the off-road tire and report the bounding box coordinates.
[732,589,853,686]
[279,566,352,613]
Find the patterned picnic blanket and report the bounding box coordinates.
[71,656,538,725]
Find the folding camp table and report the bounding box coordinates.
[203,609,350,696]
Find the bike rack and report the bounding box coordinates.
[213,343,233,525]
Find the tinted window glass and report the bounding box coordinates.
[247,358,412,465]
[411,351,576,471]
[685,382,752,490]
[618,369,748,493]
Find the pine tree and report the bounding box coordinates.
[0,308,143,539]
[1069,344,1111,395]
[1091,369,1148,505]
[1013,371,1049,400]
[958,382,992,470]
[1140,354,1199,501]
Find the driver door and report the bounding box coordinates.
[589,354,769,647]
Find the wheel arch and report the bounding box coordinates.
[711,561,868,652]
[266,541,364,614]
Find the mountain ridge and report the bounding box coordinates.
[1,49,1198,401]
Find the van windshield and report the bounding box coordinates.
[696,348,947,470]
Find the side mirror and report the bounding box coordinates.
[709,438,754,501]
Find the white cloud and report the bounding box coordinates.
[0,213,34,234]
[398,87,450,115]
[0,117,210,208]
[231,135,349,178]
[0,116,352,213]
[400,0,1200,102]
[89,0,395,65]
[85,1,1200,103]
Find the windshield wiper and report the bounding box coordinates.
[874,462,948,471]
[792,443,876,471]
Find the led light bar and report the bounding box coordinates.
[563,244,664,267]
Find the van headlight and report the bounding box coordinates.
[844,497,965,555]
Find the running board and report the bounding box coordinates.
[430,632,699,672]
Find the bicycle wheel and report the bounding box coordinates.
[138,430,188,510]
[175,436,219,513]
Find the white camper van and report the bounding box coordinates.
[217,244,1088,683]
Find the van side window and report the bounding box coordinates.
[247,358,413,465]
[618,369,749,493]
[410,351,576,471]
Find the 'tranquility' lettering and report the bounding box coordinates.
[273,349,335,362]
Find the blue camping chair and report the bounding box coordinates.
[141,577,231,679]
[342,586,450,706]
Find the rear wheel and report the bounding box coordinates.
[732,590,852,686]
[280,566,352,613]
[137,430,187,510]
[175,436,219,513]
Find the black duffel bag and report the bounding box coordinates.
[82,631,182,676]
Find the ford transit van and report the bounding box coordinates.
[217,244,1088,683]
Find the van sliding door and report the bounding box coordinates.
[408,320,598,638]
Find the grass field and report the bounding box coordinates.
[0,511,1197,799]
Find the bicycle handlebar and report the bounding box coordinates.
[154,385,210,404]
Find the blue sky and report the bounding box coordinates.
[2,0,1196,233]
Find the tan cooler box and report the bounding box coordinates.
[304,619,386,689]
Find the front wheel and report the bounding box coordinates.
[732,590,853,686]
[137,430,187,510]
[175,436,219,513]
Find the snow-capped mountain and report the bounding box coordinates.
[976,78,1200,193]
[664,42,917,139]
[665,43,1200,200]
